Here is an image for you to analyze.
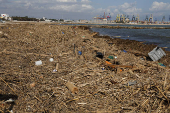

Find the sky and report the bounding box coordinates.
[0,0,170,21]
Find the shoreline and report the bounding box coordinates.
[90,25,170,29]
[1,21,170,26]
[87,26,170,66]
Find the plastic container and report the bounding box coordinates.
[35,60,42,66]
[148,47,166,61]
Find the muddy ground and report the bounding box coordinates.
[0,23,170,113]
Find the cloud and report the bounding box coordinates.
[8,0,93,13]
[81,0,90,3]
[149,1,170,11]
[0,0,9,4]
[82,4,92,9]
[56,0,77,2]
[49,1,92,12]
[119,2,142,14]
[50,4,79,12]
[93,2,142,19]
[0,0,6,2]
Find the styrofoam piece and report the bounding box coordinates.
[49,58,54,62]
[35,60,42,66]
[5,98,15,103]
[148,47,166,61]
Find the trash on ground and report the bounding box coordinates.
[116,68,123,73]
[158,63,166,67]
[53,69,57,72]
[105,61,112,65]
[123,50,127,53]
[108,55,114,59]
[49,58,54,62]
[5,98,15,103]
[105,61,135,69]
[107,55,117,59]
[35,60,42,66]
[30,82,36,88]
[96,52,103,59]
[78,51,82,55]
[148,47,166,61]
[127,81,137,86]
[66,81,78,94]
[56,63,59,70]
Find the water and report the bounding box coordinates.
[91,26,170,51]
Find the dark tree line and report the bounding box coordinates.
[12,16,38,21]
[11,16,64,22]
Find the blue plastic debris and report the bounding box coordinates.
[62,32,64,34]
[158,63,166,67]
[123,50,127,53]
[78,51,82,55]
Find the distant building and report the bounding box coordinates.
[79,20,88,23]
[0,14,11,21]
[64,20,73,22]
[42,17,46,20]
[1,14,9,19]
[45,20,52,22]
[103,18,107,21]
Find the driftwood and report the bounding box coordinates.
[105,61,136,69]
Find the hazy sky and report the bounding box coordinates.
[1,0,170,21]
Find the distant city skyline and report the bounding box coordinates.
[0,0,170,21]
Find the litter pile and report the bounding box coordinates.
[0,23,170,112]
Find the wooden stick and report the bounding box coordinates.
[156,100,164,113]
[164,72,168,88]
[0,77,16,95]
[105,61,136,69]
[141,98,149,108]
[152,98,158,109]
[34,96,42,103]
[132,88,141,96]
[156,86,169,104]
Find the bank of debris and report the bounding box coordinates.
[0,23,170,112]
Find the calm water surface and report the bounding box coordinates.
[91,26,170,51]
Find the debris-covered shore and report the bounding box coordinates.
[0,23,170,112]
